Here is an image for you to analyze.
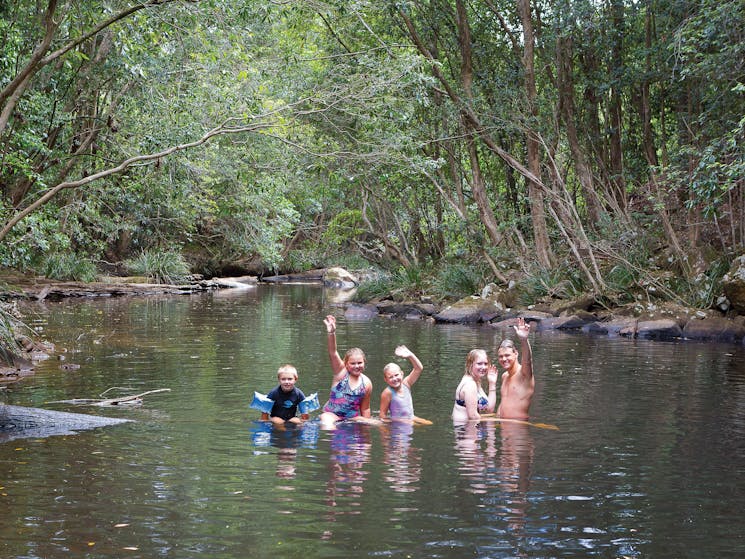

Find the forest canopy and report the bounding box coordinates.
[1,0,743,308]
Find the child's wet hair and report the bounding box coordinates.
[344,347,366,363]
[277,364,298,379]
[383,362,401,377]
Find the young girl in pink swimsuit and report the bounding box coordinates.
[319,315,373,428]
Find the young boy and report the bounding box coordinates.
[379,345,431,425]
[262,364,310,425]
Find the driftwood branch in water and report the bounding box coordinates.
[47,388,171,407]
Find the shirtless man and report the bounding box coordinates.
[496,317,534,420]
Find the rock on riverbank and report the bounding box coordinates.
[3,267,745,347]
[364,293,745,345]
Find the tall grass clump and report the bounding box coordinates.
[429,262,483,301]
[353,269,394,301]
[39,253,98,282]
[353,264,431,302]
[517,264,586,306]
[125,250,191,284]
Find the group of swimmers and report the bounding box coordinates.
[253,314,535,428]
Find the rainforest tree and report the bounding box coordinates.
[0,0,742,307]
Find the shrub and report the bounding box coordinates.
[353,270,394,301]
[125,250,191,284]
[516,264,586,305]
[39,253,98,282]
[429,262,483,301]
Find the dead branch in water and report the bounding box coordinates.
[47,388,171,407]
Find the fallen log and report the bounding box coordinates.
[46,388,171,407]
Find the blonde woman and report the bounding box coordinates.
[452,349,498,422]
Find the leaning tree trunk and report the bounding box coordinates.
[456,0,503,246]
[518,0,552,267]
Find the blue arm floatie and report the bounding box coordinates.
[249,392,275,414]
[298,393,320,414]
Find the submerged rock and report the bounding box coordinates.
[583,318,639,336]
[635,319,684,340]
[0,404,131,443]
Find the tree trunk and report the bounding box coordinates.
[556,34,603,227]
[456,0,503,246]
[641,5,658,168]
[608,0,626,209]
[518,0,552,267]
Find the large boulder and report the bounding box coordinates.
[323,267,359,289]
[635,319,684,340]
[434,295,505,323]
[480,283,519,309]
[535,315,589,331]
[491,313,550,331]
[722,255,745,314]
[683,316,745,343]
[549,295,598,316]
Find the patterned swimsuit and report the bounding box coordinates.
[323,373,369,419]
[454,379,489,412]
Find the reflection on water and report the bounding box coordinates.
[497,422,533,538]
[380,421,421,493]
[323,422,372,540]
[2,286,745,558]
[454,421,498,494]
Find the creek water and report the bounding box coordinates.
[1,284,745,559]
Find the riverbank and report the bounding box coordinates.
[0,271,257,300]
[2,267,745,357]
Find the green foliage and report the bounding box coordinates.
[429,262,483,301]
[353,265,427,302]
[687,115,745,217]
[38,253,98,282]
[321,210,365,248]
[353,261,486,303]
[353,270,395,302]
[515,265,587,306]
[125,250,191,284]
[0,302,26,365]
[0,0,743,310]
[672,257,732,309]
